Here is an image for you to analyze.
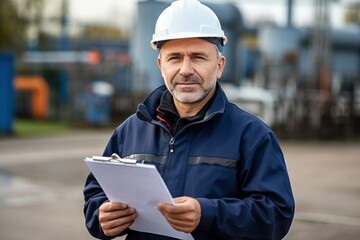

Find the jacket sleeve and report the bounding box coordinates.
[83,130,129,239]
[195,132,295,240]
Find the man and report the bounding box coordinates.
[83,0,295,239]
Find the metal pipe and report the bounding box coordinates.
[287,0,294,27]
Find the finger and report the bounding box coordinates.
[101,211,137,237]
[166,216,193,227]
[166,218,194,234]
[159,205,195,229]
[173,196,188,204]
[165,211,197,223]
[159,198,201,233]
[157,202,171,212]
[101,211,137,230]
[100,207,136,222]
[102,216,135,237]
[100,202,128,212]
[159,201,193,215]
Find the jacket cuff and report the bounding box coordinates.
[196,198,215,232]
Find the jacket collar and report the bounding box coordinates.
[136,82,228,122]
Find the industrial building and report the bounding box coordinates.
[130,0,360,137]
[2,0,360,138]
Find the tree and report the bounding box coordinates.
[79,24,128,41]
[344,2,360,25]
[0,0,44,51]
[0,0,25,50]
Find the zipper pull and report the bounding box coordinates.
[169,137,175,153]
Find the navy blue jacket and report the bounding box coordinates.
[83,84,295,240]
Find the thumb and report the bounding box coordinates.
[173,196,189,204]
[157,201,171,210]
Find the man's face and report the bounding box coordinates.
[157,38,225,105]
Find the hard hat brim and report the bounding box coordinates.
[150,33,228,50]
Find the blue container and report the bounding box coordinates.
[0,52,15,134]
[85,81,114,126]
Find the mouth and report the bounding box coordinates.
[175,82,200,90]
[175,82,199,93]
[176,81,200,85]
[177,82,197,85]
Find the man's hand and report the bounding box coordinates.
[99,202,137,237]
[158,196,201,233]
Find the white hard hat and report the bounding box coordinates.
[150,0,227,50]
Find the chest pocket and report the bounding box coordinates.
[185,156,238,198]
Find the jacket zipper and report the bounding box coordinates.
[148,112,216,180]
[167,113,217,154]
[169,137,175,153]
[149,118,175,155]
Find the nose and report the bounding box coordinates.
[179,57,194,77]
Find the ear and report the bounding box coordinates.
[157,55,162,70]
[217,56,226,79]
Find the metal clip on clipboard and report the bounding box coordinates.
[92,153,137,165]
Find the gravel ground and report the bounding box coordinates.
[0,131,359,240]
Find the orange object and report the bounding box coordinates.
[320,65,330,96]
[88,50,101,65]
[14,76,49,119]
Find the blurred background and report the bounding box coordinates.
[1,0,360,137]
[0,0,359,239]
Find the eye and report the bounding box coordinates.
[167,56,181,62]
[192,55,206,61]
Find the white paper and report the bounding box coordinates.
[84,157,194,240]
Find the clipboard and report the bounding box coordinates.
[84,154,194,240]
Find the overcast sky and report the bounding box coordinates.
[67,0,353,29]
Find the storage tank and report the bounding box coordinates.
[130,0,165,92]
[259,26,302,59]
